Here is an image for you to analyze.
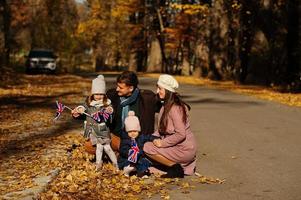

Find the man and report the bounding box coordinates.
[107,71,160,151]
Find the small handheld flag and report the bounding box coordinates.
[91,108,112,123]
[54,100,110,123]
[53,101,75,120]
[92,111,101,123]
[99,108,111,122]
[128,139,140,163]
[54,101,65,120]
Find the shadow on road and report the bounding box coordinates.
[0,119,81,158]
[0,92,82,109]
[0,92,85,157]
[183,97,263,106]
[74,72,119,79]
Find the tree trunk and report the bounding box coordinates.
[238,1,258,83]
[128,51,137,72]
[299,1,301,90]
[224,0,240,80]
[156,33,167,73]
[193,43,209,78]
[287,0,300,89]
[0,0,10,67]
[174,40,183,75]
[181,57,190,76]
[146,37,162,72]
[207,1,226,81]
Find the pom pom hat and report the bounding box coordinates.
[124,111,141,132]
[91,75,106,94]
[157,74,179,92]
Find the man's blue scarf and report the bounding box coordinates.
[120,88,139,129]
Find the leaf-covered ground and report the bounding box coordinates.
[0,73,223,200]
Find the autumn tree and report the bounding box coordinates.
[76,0,145,71]
[168,3,209,75]
[286,0,301,91]
[144,1,209,73]
[31,0,78,50]
[0,0,32,68]
[112,0,146,71]
[0,0,10,67]
[223,0,240,80]
[9,0,31,65]
[76,0,113,71]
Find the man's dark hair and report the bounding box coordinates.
[117,71,139,88]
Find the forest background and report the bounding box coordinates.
[0,0,300,92]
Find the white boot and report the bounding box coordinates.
[96,161,103,171]
[123,165,136,177]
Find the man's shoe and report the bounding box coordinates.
[137,170,151,178]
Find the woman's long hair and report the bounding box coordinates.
[159,90,191,133]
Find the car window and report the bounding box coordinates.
[29,50,55,58]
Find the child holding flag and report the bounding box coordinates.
[72,75,118,170]
[118,111,158,177]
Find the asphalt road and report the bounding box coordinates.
[103,74,301,200]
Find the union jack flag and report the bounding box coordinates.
[128,139,140,163]
[54,101,65,120]
[92,111,101,123]
[92,109,112,123]
[100,108,111,122]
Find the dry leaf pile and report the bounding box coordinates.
[39,144,172,200]
[39,143,224,200]
[0,131,81,198]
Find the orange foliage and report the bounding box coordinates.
[10,1,31,28]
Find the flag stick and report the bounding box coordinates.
[64,105,92,117]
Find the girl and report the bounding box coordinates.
[72,75,118,170]
[144,74,197,178]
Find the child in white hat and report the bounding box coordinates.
[118,111,158,177]
[72,75,118,170]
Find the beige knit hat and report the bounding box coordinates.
[91,75,106,94]
[157,74,179,92]
[124,111,141,132]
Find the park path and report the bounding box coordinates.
[143,77,301,200]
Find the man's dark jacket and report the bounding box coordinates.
[106,88,161,138]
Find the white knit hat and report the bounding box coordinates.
[157,74,179,92]
[91,75,106,94]
[124,111,141,132]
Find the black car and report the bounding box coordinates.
[25,49,58,74]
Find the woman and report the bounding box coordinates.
[144,74,197,178]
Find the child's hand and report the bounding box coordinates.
[153,139,162,147]
[76,106,85,114]
[71,108,80,117]
[105,106,113,114]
